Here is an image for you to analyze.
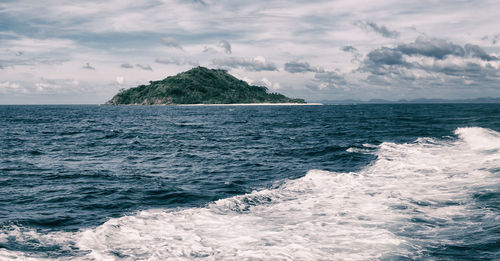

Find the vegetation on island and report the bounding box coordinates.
[106,66,306,105]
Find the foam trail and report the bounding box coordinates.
[1,127,499,260]
[77,171,403,260]
[75,127,500,260]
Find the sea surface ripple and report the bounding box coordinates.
[0,104,499,260]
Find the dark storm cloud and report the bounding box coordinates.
[120,63,134,68]
[218,40,232,54]
[82,62,95,70]
[355,21,400,38]
[212,57,278,71]
[284,61,318,73]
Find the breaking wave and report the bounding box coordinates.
[1,127,499,260]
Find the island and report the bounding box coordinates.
[106,66,307,105]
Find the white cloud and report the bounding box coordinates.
[116,76,124,85]
[0,81,25,94]
[2,37,77,53]
[212,56,278,71]
[254,77,281,90]
[1,0,500,102]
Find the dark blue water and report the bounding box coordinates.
[0,104,499,260]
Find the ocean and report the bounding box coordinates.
[0,104,499,260]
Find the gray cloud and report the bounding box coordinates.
[120,63,134,69]
[482,34,500,44]
[82,62,95,70]
[203,46,218,54]
[218,40,232,54]
[341,45,362,62]
[162,37,183,50]
[464,44,498,61]
[135,64,153,71]
[0,57,69,68]
[396,39,463,59]
[313,70,346,88]
[364,37,498,72]
[0,49,70,68]
[367,47,406,66]
[155,57,199,66]
[360,37,500,88]
[341,46,357,53]
[355,21,400,38]
[190,0,207,5]
[284,61,319,73]
[429,62,490,78]
[1,0,500,102]
[394,37,497,61]
[212,57,278,71]
[1,78,83,96]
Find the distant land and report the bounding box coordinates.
[106,67,306,105]
[315,97,500,104]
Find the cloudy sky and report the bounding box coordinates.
[1,0,500,104]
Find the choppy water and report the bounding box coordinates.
[0,104,499,260]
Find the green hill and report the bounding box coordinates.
[106,67,306,105]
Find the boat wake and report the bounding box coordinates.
[1,127,499,260]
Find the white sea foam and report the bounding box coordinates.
[0,226,76,260]
[347,143,378,152]
[1,127,499,260]
[346,147,370,153]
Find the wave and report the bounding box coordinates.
[1,127,499,260]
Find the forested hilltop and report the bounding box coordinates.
[106,67,306,105]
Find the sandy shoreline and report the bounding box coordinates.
[177,103,323,106]
[104,103,323,106]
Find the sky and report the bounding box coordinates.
[1,0,500,104]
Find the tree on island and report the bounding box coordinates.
[106,67,306,105]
